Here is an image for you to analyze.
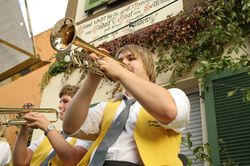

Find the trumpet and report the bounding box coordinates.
[50,17,127,76]
[0,107,59,126]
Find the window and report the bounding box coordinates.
[85,0,108,12]
[85,0,124,12]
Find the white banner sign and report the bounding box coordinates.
[78,0,183,46]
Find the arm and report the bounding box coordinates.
[46,130,88,166]
[119,71,178,123]
[22,113,88,166]
[12,126,34,166]
[97,56,181,123]
[63,73,102,135]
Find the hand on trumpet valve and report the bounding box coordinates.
[16,103,34,118]
[89,47,109,63]
[88,48,127,81]
[22,112,51,130]
[22,103,35,109]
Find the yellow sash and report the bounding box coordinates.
[77,101,182,166]
[30,136,76,166]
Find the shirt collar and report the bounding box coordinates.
[112,93,130,102]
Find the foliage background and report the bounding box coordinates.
[41,0,250,101]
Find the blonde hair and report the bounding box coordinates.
[115,44,156,83]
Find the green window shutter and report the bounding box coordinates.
[204,71,250,165]
[85,0,108,12]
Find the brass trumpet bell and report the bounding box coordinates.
[50,17,127,76]
[50,17,76,51]
[0,107,59,126]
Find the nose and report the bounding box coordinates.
[58,102,63,111]
[122,58,129,65]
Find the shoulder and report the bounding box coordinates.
[0,141,11,164]
[28,135,46,152]
[0,141,10,150]
[168,88,187,95]
[90,101,107,110]
[168,88,190,106]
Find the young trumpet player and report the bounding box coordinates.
[63,44,190,166]
[12,85,92,166]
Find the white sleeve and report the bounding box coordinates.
[80,102,106,134]
[27,134,46,152]
[75,139,93,150]
[158,88,191,133]
[0,142,11,165]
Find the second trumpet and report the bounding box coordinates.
[0,107,59,126]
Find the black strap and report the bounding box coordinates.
[103,160,140,166]
[40,131,68,166]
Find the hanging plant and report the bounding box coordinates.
[40,51,80,91]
